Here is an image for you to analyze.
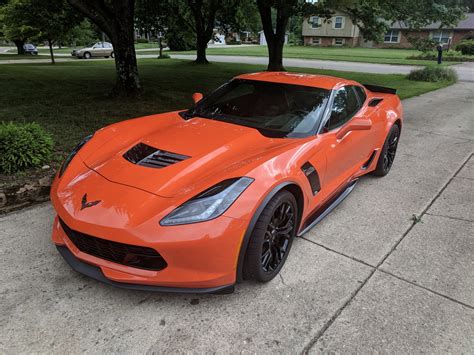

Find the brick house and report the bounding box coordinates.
[369,13,474,48]
[302,12,474,48]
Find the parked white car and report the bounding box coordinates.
[71,42,114,59]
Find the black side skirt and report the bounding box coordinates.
[56,245,235,294]
[298,180,358,236]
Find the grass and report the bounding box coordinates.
[163,45,459,66]
[0,58,455,154]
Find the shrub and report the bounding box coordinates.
[407,66,458,82]
[136,38,149,44]
[0,122,54,174]
[455,40,474,55]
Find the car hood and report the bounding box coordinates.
[76,47,92,52]
[80,112,292,198]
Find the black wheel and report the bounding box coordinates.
[243,190,297,282]
[110,51,114,58]
[372,124,400,177]
[84,52,91,59]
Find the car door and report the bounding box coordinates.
[318,85,372,189]
[92,43,104,57]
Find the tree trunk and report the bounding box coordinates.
[48,40,55,64]
[111,32,141,96]
[67,0,141,97]
[13,39,26,55]
[266,38,285,71]
[158,36,164,58]
[195,35,209,64]
[257,0,291,72]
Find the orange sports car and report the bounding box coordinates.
[51,72,403,294]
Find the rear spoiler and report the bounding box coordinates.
[363,84,397,95]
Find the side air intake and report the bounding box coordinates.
[123,142,190,169]
[301,162,321,195]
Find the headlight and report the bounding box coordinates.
[160,177,254,226]
[59,134,93,177]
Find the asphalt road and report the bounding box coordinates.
[1,83,473,353]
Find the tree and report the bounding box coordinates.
[67,0,141,96]
[0,0,36,54]
[256,0,467,72]
[25,0,82,64]
[135,0,168,58]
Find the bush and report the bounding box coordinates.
[407,66,458,82]
[455,40,474,55]
[136,38,149,44]
[0,122,54,174]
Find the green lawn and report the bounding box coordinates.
[162,45,457,66]
[0,59,455,154]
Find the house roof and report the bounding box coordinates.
[389,13,474,30]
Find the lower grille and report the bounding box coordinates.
[59,219,167,271]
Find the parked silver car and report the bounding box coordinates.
[72,42,114,59]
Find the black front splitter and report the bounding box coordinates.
[56,245,235,295]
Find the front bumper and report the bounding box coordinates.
[56,245,234,294]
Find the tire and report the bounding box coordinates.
[84,52,91,59]
[243,190,297,282]
[110,52,114,58]
[372,124,400,177]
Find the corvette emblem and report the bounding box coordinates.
[80,194,101,210]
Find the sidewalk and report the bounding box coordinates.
[0,83,473,353]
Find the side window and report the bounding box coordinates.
[353,86,367,105]
[326,86,359,131]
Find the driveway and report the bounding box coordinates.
[1,83,473,353]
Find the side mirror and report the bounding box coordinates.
[336,118,372,140]
[192,92,203,104]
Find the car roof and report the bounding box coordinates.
[235,71,360,90]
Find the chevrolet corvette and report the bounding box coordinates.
[51,72,402,294]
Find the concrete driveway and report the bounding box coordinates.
[1,83,473,353]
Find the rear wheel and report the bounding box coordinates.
[110,52,115,58]
[372,124,400,177]
[243,190,297,282]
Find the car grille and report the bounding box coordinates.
[59,219,167,271]
[123,142,190,169]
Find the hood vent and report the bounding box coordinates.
[123,142,190,169]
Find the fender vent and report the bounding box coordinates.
[124,142,190,168]
[302,162,321,195]
[368,98,384,107]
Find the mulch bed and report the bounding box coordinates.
[0,166,56,214]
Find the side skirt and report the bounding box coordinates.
[297,180,358,237]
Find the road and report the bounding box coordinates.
[0,51,472,81]
[1,81,473,352]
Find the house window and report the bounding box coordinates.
[334,16,344,29]
[312,37,321,45]
[334,38,345,46]
[310,16,320,29]
[384,30,400,43]
[432,30,452,44]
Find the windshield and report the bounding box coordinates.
[183,79,331,138]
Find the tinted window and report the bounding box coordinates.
[184,79,331,138]
[326,86,359,131]
[353,86,367,105]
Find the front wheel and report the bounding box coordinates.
[243,190,297,282]
[83,52,91,59]
[372,124,400,177]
